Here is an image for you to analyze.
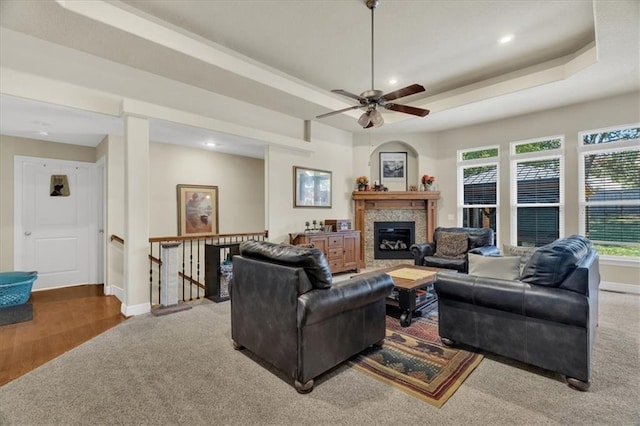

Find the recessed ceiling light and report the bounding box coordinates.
[499,34,514,44]
[205,142,216,147]
[388,79,398,85]
[38,131,49,136]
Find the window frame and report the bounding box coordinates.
[578,123,640,262]
[457,145,500,246]
[509,135,565,246]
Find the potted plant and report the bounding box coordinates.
[356,176,369,191]
[421,174,435,191]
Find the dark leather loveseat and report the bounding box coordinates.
[230,240,394,393]
[434,235,600,391]
[410,227,500,273]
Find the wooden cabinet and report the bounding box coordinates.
[289,231,361,274]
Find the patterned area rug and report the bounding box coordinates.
[350,309,483,408]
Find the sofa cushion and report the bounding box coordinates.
[503,244,537,274]
[240,240,332,289]
[520,235,592,288]
[467,228,494,249]
[468,253,521,280]
[422,255,467,272]
[435,232,468,259]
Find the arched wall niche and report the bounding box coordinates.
[368,140,419,190]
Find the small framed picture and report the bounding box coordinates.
[177,184,219,236]
[380,152,407,191]
[50,175,70,196]
[293,166,332,208]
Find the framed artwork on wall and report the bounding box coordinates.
[293,166,332,208]
[380,152,407,190]
[177,184,219,236]
[49,174,70,196]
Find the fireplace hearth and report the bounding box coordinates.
[374,221,415,259]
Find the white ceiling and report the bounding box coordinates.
[0,0,638,157]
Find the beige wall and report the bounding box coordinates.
[0,135,96,270]
[349,92,639,287]
[1,91,638,289]
[430,91,640,287]
[352,132,438,188]
[0,134,265,275]
[148,142,265,236]
[266,125,354,244]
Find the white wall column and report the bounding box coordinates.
[122,115,151,315]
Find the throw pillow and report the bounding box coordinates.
[503,244,537,274]
[468,253,521,280]
[435,232,469,259]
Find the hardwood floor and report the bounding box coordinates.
[0,285,126,386]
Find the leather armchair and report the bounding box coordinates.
[434,235,600,391]
[230,240,394,393]
[410,227,499,273]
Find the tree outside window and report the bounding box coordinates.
[458,147,499,242]
[579,125,640,258]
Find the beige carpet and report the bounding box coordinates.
[0,290,638,425]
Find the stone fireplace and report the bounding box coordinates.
[353,191,440,269]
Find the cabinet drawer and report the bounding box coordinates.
[328,248,342,259]
[328,236,343,247]
[329,259,344,269]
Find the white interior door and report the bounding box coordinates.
[15,157,97,290]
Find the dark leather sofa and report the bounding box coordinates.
[410,227,500,273]
[230,240,394,393]
[434,235,600,391]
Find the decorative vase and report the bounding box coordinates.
[358,184,366,191]
[422,183,432,191]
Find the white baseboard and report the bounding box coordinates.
[32,282,101,292]
[104,284,124,302]
[121,302,151,317]
[600,281,640,295]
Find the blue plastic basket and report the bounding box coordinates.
[0,271,38,307]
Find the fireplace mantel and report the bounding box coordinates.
[352,191,440,267]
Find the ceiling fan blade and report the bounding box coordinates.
[385,103,430,117]
[316,105,361,119]
[381,84,426,102]
[331,89,366,102]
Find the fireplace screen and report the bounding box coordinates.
[374,221,415,259]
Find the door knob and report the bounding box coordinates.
[24,231,32,236]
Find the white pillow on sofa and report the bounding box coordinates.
[468,253,521,280]
[503,244,537,273]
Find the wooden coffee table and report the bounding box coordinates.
[358,264,442,327]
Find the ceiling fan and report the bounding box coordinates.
[316,0,430,129]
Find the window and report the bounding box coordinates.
[458,146,499,242]
[579,124,640,258]
[510,136,564,247]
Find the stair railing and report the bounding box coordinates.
[148,231,268,307]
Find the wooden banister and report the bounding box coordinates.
[148,230,268,243]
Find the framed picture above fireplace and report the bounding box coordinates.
[380,152,407,191]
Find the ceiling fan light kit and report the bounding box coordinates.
[316,0,430,129]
